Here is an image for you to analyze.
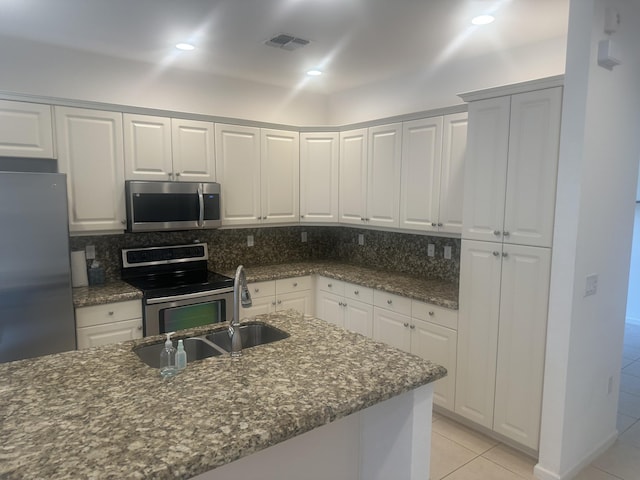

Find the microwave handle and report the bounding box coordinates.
[197,184,204,227]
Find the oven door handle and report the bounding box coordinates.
[146,287,234,304]
[197,184,204,227]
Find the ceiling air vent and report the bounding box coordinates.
[264,33,310,51]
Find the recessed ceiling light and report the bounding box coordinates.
[306,69,322,76]
[471,14,495,25]
[175,42,195,51]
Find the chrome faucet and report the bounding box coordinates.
[229,265,252,358]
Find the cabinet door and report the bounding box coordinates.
[55,107,125,233]
[123,114,172,180]
[0,100,54,158]
[300,132,339,223]
[373,307,411,353]
[455,239,503,428]
[367,123,402,228]
[412,320,457,411]
[77,318,142,349]
[339,128,368,225]
[215,124,261,225]
[438,112,468,234]
[462,97,510,242]
[344,299,373,338]
[171,119,215,182]
[503,88,562,248]
[277,290,313,315]
[399,117,443,231]
[261,129,299,224]
[243,295,276,318]
[493,244,551,449]
[316,291,344,327]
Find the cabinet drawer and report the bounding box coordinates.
[344,283,373,304]
[316,276,345,296]
[276,276,312,294]
[76,300,142,328]
[248,280,276,299]
[374,290,412,317]
[412,300,458,330]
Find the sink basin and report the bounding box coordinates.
[206,321,290,351]
[133,322,289,368]
[134,336,225,368]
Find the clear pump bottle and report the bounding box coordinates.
[175,339,187,371]
[159,332,177,378]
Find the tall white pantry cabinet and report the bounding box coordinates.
[455,85,562,451]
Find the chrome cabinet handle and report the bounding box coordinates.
[271,301,276,306]
[365,218,370,221]
[293,282,298,287]
[493,230,501,236]
[277,300,282,304]
[431,222,437,227]
[503,231,510,236]
[108,311,114,316]
[403,322,409,328]
[410,324,415,330]
[354,290,359,295]
[437,223,443,227]
[121,220,126,225]
[300,215,305,218]
[137,325,143,331]
[327,283,332,288]
[360,217,365,221]
[502,252,509,258]
[428,311,434,316]
[254,288,260,293]
[175,172,180,177]
[387,299,393,305]
[493,251,500,256]
[339,302,343,306]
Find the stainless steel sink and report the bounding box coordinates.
[206,321,290,351]
[133,322,289,368]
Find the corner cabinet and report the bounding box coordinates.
[244,276,313,317]
[300,132,339,223]
[123,114,215,182]
[0,100,55,158]
[55,107,126,233]
[462,87,562,247]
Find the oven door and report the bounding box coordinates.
[143,288,233,337]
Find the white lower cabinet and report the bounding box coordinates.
[245,276,313,317]
[76,300,142,349]
[315,276,374,337]
[456,239,551,450]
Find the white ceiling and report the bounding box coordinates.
[0,0,570,94]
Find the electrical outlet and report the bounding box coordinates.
[427,244,435,257]
[444,245,452,260]
[301,231,307,243]
[585,274,598,297]
[85,245,96,260]
[358,234,364,246]
[247,235,254,247]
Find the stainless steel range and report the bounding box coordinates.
[121,243,233,337]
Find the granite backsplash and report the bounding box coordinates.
[69,226,460,285]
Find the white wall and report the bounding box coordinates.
[327,36,568,125]
[0,35,328,126]
[536,1,640,479]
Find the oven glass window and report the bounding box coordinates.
[160,301,225,333]
[133,193,199,222]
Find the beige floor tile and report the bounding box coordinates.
[431,416,498,454]
[430,431,477,480]
[617,413,638,434]
[592,441,640,479]
[618,418,640,448]
[622,360,640,378]
[620,373,640,396]
[441,456,524,480]
[622,344,640,361]
[573,465,622,480]
[618,391,640,418]
[482,444,537,478]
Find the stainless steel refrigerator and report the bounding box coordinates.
[0,172,76,362]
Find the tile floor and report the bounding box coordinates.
[430,319,640,480]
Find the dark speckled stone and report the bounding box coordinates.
[0,310,446,480]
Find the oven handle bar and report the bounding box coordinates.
[197,185,204,227]
[146,287,234,304]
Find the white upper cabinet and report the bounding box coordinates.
[260,128,300,224]
[339,128,368,225]
[438,112,468,234]
[462,88,561,247]
[215,124,261,226]
[0,100,55,158]
[171,119,216,181]
[300,132,339,223]
[124,114,215,182]
[367,123,402,228]
[55,107,125,233]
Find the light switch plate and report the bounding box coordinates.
[85,245,96,260]
[301,232,307,243]
[585,274,598,296]
[358,234,364,246]
[444,245,452,260]
[247,235,254,247]
[427,244,435,257]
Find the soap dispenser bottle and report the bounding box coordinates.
[159,332,177,378]
[175,339,187,371]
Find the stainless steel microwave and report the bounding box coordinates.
[125,180,222,232]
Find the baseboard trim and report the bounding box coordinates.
[533,430,618,480]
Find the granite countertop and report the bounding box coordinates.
[73,261,458,310]
[0,310,446,480]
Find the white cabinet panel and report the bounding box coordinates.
[55,107,125,233]
[367,123,402,228]
[438,113,468,234]
[244,296,277,317]
[277,290,313,315]
[76,300,143,350]
[123,114,172,180]
[373,307,411,353]
[0,100,54,158]
[261,129,299,224]
[171,119,215,182]
[339,128,368,225]
[300,132,339,223]
[344,300,374,338]
[77,318,143,350]
[316,290,344,328]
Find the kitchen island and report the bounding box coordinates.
[0,310,445,479]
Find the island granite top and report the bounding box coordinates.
[0,310,446,480]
